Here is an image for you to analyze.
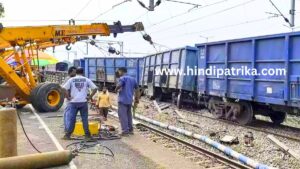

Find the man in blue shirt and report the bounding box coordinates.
[115,67,140,136]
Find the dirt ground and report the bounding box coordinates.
[16,104,201,169]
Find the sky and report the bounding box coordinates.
[0,0,299,61]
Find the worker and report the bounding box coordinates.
[62,67,98,140]
[115,67,140,136]
[63,66,77,132]
[39,66,46,82]
[96,86,112,121]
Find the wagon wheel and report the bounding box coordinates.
[172,93,177,105]
[235,102,253,125]
[270,111,286,125]
[155,92,163,102]
[177,93,182,109]
[208,98,223,119]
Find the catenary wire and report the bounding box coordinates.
[73,0,94,19]
[0,19,116,23]
[164,0,202,7]
[268,0,291,26]
[150,0,256,34]
[91,1,131,21]
[147,0,229,29]
[122,0,229,39]
[154,16,279,40]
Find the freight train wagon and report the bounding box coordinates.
[73,59,85,71]
[141,46,198,107]
[84,57,143,90]
[196,31,300,125]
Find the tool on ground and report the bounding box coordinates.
[220,135,239,145]
[244,131,254,147]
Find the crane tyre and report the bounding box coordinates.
[32,83,64,112]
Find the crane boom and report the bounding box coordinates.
[0,21,144,49]
[0,21,144,111]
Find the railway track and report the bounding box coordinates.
[179,109,300,143]
[139,98,300,143]
[136,123,251,169]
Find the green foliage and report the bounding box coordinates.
[0,3,4,18]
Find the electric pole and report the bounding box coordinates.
[290,0,296,27]
[149,0,155,11]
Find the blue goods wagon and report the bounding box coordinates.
[141,46,198,107]
[84,57,141,90]
[196,31,300,125]
[73,59,85,72]
[73,59,80,67]
[138,57,145,86]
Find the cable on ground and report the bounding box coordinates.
[17,111,42,153]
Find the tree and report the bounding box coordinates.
[0,3,4,18]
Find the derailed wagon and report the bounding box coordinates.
[196,31,300,125]
[141,46,198,107]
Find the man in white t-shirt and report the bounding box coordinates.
[62,67,98,140]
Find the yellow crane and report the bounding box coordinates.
[0,21,144,112]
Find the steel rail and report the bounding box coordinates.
[136,123,252,169]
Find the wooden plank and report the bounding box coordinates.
[267,134,300,160]
[153,100,162,114]
[174,110,185,119]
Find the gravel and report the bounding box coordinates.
[110,93,300,169]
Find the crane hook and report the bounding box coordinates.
[66,44,72,51]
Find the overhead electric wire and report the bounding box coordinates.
[73,0,93,19]
[153,42,171,50]
[165,0,202,7]
[147,0,229,29]
[0,19,115,23]
[91,1,131,21]
[91,8,115,22]
[122,51,152,55]
[155,16,279,40]
[151,0,256,34]
[130,11,149,23]
[122,0,229,39]
[268,0,291,26]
